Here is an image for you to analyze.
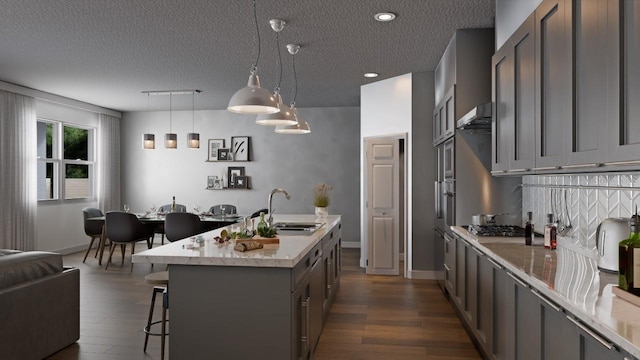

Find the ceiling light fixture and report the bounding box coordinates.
[256,19,298,126]
[165,93,177,149]
[142,93,155,149]
[374,12,396,22]
[275,44,311,135]
[364,72,379,78]
[227,0,279,115]
[187,90,202,148]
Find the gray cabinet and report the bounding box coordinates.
[433,86,456,145]
[292,270,311,360]
[492,263,515,360]
[492,14,536,173]
[444,232,456,294]
[454,236,466,309]
[535,0,571,168]
[322,223,341,320]
[608,0,640,162]
[474,250,494,356]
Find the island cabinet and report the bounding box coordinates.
[447,231,633,360]
[321,222,341,319]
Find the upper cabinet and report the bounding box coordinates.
[492,0,640,174]
[434,29,494,146]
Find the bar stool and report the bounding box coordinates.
[143,271,169,360]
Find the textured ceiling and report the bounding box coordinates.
[0,0,495,112]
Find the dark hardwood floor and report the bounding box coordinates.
[50,245,479,359]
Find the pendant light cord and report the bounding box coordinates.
[169,94,172,132]
[290,54,297,107]
[192,91,195,132]
[275,31,282,92]
[251,0,261,72]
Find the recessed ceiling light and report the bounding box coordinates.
[374,12,396,22]
[364,72,379,78]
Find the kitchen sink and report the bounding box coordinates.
[272,222,323,236]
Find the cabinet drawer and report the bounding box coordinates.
[292,242,323,291]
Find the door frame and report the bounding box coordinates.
[362,133,409,277]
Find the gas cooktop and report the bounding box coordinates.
[464,225,533,237]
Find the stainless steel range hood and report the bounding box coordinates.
[456,103,492,130]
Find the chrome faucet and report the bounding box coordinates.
[268,188,291,226]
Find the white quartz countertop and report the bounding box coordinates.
[132,214,341,268]
[450,225,640,359]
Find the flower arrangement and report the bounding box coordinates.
[313,183,333,208]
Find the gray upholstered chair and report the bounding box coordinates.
[209,204,237,216]
[104,212,154,272]
[165,212,205,242]
[156,204,186,244]
[81,207,105,263]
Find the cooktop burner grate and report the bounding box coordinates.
[466,225,528,237]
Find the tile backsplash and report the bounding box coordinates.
[522,173,640,256]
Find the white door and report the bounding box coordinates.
[366,138,399,275]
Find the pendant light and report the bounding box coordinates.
[256,19,297,126]
[142,93,155,149]
[165,93,177,149]
[227,0,279,115]
[187,90,201,148]
[275,44,311,135]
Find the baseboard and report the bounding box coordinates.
[408,270,438,280]
[341,241,361,248]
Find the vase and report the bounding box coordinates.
[315,206,328,216]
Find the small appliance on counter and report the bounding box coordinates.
[596,218,630,273]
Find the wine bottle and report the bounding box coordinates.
[619,206,640,295]
[171,196,176,213]
[544,214,556,249]
[525,211,534,246]
[257,212,268,237]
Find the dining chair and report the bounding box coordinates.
[209,204,237,216]
[165,212,205,242]
[104,211,154,272]
[156,203,186,245]
[81,207,106,263]
[250,208,268,218]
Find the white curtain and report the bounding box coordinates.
[96,113,121,213]
[0,91,37,250]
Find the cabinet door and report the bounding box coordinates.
[491,44,513,173]
[475,251,494,356]
[463,241,477,325]
[455,237,466,309]
[535,0,570,168]
[566,0,608,165]
[608,0,640,162]
[567,316,624,360]
[539,295,580,360]
[433,108,441,145]
[444,232,456,294]
[510,15,536,171]
[515,287,542,360]
[443,86,456,140]
[309,259,323,352]
[292,277,311,360]
[493,268,515,360]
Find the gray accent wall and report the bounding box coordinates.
[120,107,361,245]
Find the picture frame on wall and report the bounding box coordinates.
[231,136,251,161]
[207,139,225,161]
[207,176,216,189]
[218,148,230,161]
[234,175,249,189]
[227,166,245,188]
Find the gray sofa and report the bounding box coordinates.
[0,249,80,360]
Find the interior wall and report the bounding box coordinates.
[495,0,543,49]
[360,72,435,275]
[121,106,361,246]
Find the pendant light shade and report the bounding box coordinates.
[187,132,200,148]
[142,133,155,149]
[275,107,310,134]
[165,133,177,148]
[227,69,279,114]
[255,91,297,125]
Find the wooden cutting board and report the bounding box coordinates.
[240,236,280,244]
[612,286,640,307]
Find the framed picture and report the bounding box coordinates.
[218,148,230,161]
[227,166,245,188]
[207,139,225,161]
[234,175,249,189]
[231,136,251,161]
[207,176,222,189]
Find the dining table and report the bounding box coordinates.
[87,212,245,266]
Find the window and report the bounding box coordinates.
[37,120,95,201]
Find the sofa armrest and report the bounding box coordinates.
[0,267,79,360]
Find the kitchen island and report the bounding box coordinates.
[448,226,640,360]
[133,214,342,360]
